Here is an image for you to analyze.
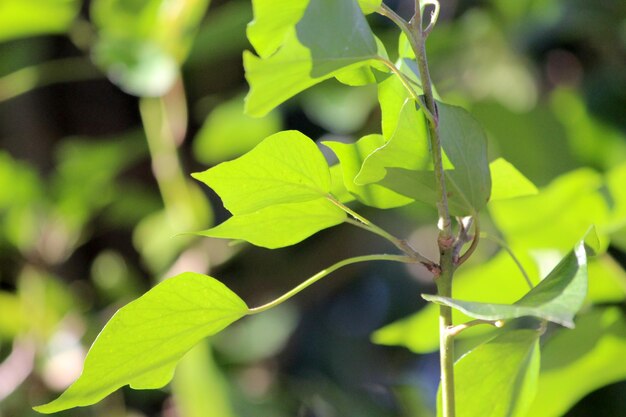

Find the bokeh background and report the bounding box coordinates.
[1,0,625,416]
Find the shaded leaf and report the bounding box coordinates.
[355,101,431,185]
[295,0,377,78]
[440,329,540,417]
[324,135,413,209]
[489,158,538,201]
[35,273,248,413]
[193,130,331,215]
[244,0,383,116]
[196,199,345,249]
[376,102,491,215]
[527,307,626,417]
[424,239,589,327]
[300,80,378,134]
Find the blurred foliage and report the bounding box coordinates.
[0,0,624,416]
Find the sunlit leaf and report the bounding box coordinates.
[606,162,626,232]
[440,328,540,417]
[0,292,24,339]
[586,255,626,302]
[244,0,383,116]
[330,164,356,203]
[527,307,626,417]
[0,0,80,41]
[424,239,589,328]
[192,130,332,215]
[357,0,382,14]
[34,273,248,413]
[490,168,610,252]
[489,158,538,201]
[324,135,413,209]
[192,94,282,164]
[247,0,308,58]
[196,199,345,248]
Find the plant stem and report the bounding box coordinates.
[447,318,503,337]
[248,254,414,314]
[0,57,101,103]
[378,58,436,124]
[406,1,456,416]
[328,196,437,270]
[140,90,206,232]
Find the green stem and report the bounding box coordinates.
[437,250,456,417]
[248,254,414,314]
[447,318,503,337]
[406,1,456,416]
[139,93,202,231]
[328,196,436,269]
[0,57,101,102]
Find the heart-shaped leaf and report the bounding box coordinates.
[193,130,332,215]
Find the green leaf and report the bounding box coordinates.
[489,158,538,201]
[247,0,308,58]
[192,94,282,165]
[192,130,332,215]
[244,0,383,116]
[586,255,626,303]
[0,0,80,42]
[423,239,590,328]
[34,272,248,413]
[527,307,626,417]
[441,329,540,417]
[375,102,491,215]
[196,199,345,249]
[489,168,610,252]
[330,164,356,203]
[355,101,431,185]
[296,0,377,77]
[333,37,389,86]
[324,135,413,209]
[357,0,382,14]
